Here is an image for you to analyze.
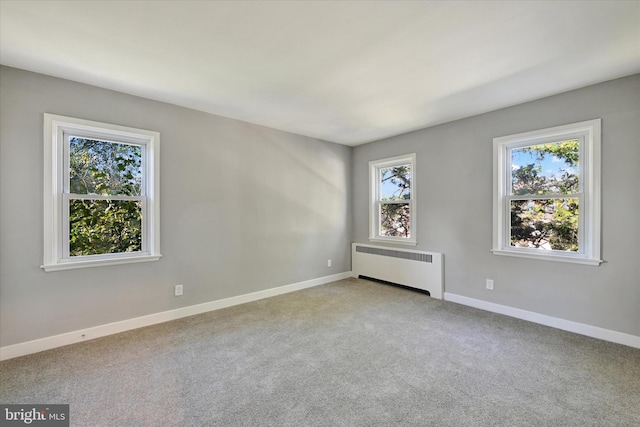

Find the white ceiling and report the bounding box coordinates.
[1,1,639,146]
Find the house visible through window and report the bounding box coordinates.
[369,153,416,245]
[43,114,161,271]
[492,119,601,265]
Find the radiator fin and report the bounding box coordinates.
[355,245,432,263]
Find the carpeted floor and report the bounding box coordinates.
[1,278,639,426]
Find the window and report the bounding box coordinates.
[369,153,416,245]
[492,119,601,265]
[43,114,161,271]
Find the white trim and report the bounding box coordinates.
[43,114,161,271]
[490,249,602,266]
[492,119,601,265]
[41,255,162,272]
[369,153,417,245]
[444,292,640,349]
[0,272,352,361]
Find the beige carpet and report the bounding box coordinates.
[1,278,639,426]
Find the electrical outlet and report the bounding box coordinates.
[175,284,183,296]
[327,259,332,268]
[486,279,494,290]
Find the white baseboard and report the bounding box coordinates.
[0,272,353,361]
[444,292,640,349]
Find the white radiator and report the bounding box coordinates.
[351,243,443,299]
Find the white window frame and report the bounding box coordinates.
[492,119,601,265]
[369,153,417,246]
[42,114,161,271]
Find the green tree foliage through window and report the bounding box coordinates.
[510,140,580,251]
[380,165,411,237]
[68,137,143,256]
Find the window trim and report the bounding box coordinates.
[492,119,601,265]
[369,153,417,246]
[42,114,161,271]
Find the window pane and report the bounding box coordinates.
[380,165,411,201]
[380,202,410,237]
[69,137,142,196]
[511,140,579,195]
[69,199,142,256]
[510,198,579,251]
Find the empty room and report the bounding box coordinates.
[1,1,639,426]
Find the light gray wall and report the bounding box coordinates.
[2,66,638,348]
[353,74,640,337]
[0,66,352,347]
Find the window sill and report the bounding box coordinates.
[41,254,162,272]
[491,249,602,266]
[369,237,417,247]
